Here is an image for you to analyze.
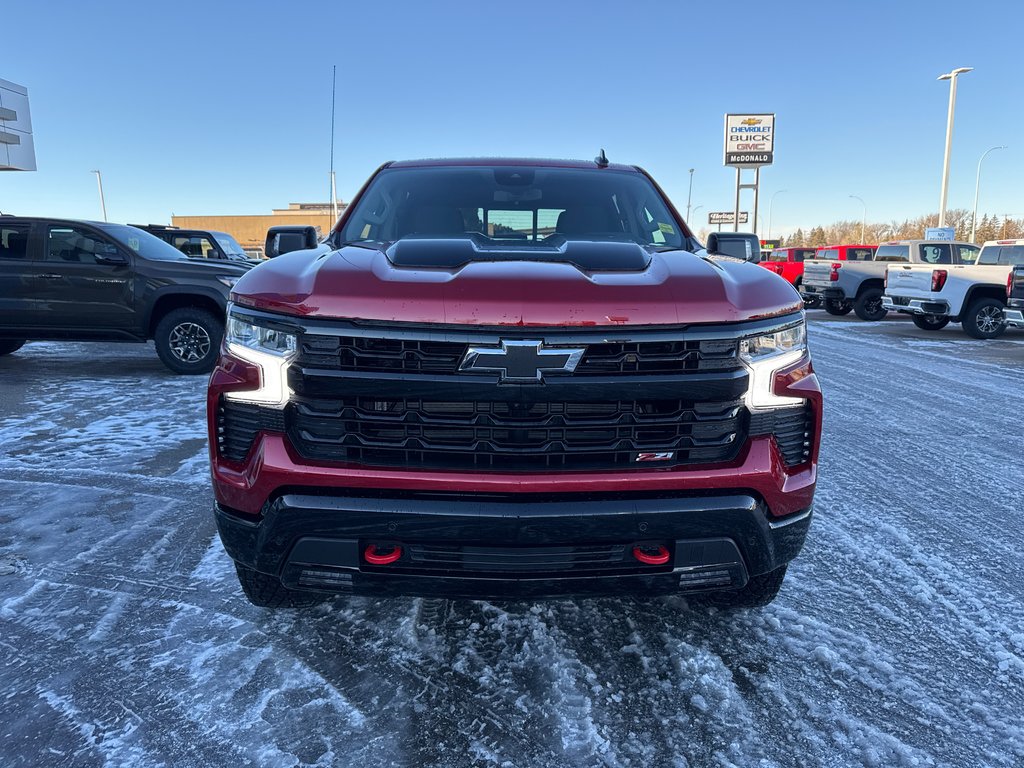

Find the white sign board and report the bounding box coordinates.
[924,227,956,241]
[0,78,36,171]
[709,211,749,225]
[724,113,774,168]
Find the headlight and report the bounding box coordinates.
[226,314,297,356]
[740,319,808,408]
[224,305,298,405]
[739,322,805,363]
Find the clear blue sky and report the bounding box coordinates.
[2,0,1019,238]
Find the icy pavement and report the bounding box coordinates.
[1,322,1022,768]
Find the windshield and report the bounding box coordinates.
[340,166,687,251]
[98,224,189,261]
[978,244,1024,265]
[212,232,248,258]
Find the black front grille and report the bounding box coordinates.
[297,335,739,376]
[286,394,746,471]
[749,405,813,466]
[217,400,286,462]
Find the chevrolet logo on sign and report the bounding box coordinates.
[741,118,762,126]
[459,340,585,382]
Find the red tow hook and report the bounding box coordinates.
[364,544,403,565]
[632,544,670,566]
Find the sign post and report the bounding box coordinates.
[724,114,774,232]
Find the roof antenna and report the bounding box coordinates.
[595,148,609,168]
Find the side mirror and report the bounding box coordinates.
[706,232,761,262]
[95,244,128,265]
[265,225,319,258]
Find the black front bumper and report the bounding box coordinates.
[215,492,812,599]
[801,285,844,301]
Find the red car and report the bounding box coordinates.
[759,246,819,306]
[208,157,822,609]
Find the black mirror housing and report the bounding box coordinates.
[705,232,761,263]
[265,225,319,258]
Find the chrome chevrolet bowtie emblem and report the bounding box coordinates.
[459,340,585,382]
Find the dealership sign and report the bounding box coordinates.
[0,78,36,172]
[724,114,774,168]
[709,211,749,225]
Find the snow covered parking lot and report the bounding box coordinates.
[1,315,1023,768]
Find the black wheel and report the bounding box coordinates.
[234,563,317,608]
[702,565,788,609]
[853,288,887,321]
[153,307,223,374]
[912,314,950,331]
[961,298,1006,340]
[0,340,26,357]
[824,298,853,316]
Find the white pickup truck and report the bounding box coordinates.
[882,239,1024,338]
[802,241,977,322]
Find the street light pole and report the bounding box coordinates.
[766,190,787,240]
[686,168,695,222]
[91,170,107,222]
[970,145,1006,243]
[849,195,866,242]
[937,67,973,227]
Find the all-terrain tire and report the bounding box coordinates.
[961,298,1006,340]
[912,314,950,331]
[853,287,887,321]
[234,563,317,608]
[0,340,26,356]
[703,565,788,609]
[824,299,853,316]
[153,307,224,374]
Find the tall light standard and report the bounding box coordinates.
[849,195,866,242]
[766,189,787,239]
[686,168,695,222]
[937,67,973,227]
[91,170,108,222]
[970,145,1006,243]
[690,205,703,228]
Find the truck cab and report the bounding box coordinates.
[135,225,258,266]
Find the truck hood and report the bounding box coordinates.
[231,241,801,326]
[151,257,250,278]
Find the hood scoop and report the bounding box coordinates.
[385,234,652,272]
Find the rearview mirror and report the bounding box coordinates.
[706,232,761,263]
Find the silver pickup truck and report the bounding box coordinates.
[802,240,978,321]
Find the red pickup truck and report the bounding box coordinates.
[759,247,819,306]
[208,157,822,610]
